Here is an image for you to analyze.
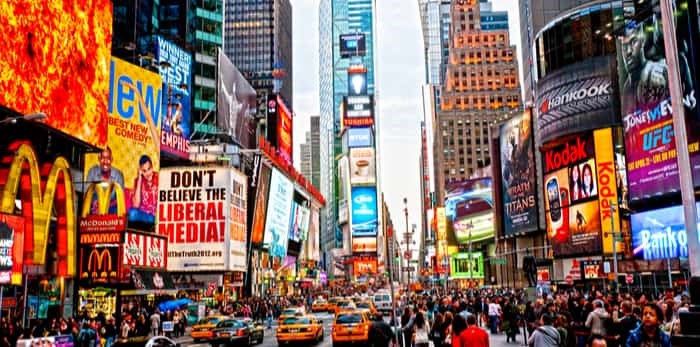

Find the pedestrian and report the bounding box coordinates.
[585,300,609,337]
[488,297,502,334]
[624,304,671,347]
[369,312,394,347]
[411,311,431,347]
[528,314,560,347]
[149,310,161,337]
[77,322,97,347]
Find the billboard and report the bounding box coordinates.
[352,236,377,254]
[617,8,678,201]
[543,132,604,256]
[348,70,368,96]
[535,55,619,144]
[85,57,162,226]
[593,128,622,254]
[157,168,228,271]
[444,178,494,244]
[499,111,538,235]
[350,186,378,237]
[263,169,294,258]
[0,0,113,148]
[343,96,374,127]
[288,202,309,243]
[340,33,367,58]
[0,214,24,285]
[353,257,377,276]
[450,252,484,279]
[155,36,192,158]
[347,127,372,148]
[350,147,376,185]
[79,245,120,284]
[217,49,257,149]
[630,203,700,260]
[308,206,320,261]
[251,165,272,245]
[229,169,248,272]
[123,231,166,269]
[435,207,447,273]
[277,95,293,164]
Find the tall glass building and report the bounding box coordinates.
[318,0,376,272]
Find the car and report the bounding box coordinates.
[355,301,376,315]
[209,318,260,347]
[277,314,324,344]
[327,297,342,312]
[111,335,181,347]
[332,310,370,346]
[373,292,392,313]
[335,299,357,314]
[241,318,265,345]
[311,299,329,312]
[190,315,230,342]
[278,306,307,324]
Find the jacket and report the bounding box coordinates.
[528,325,560,347]
[460,326,489,347]
[625,326,671,347]
[585,308,610,336]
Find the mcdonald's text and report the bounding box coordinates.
[80,233,121,244]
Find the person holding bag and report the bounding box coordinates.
[412,312,431,347]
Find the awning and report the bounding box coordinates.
[121,270,178,296]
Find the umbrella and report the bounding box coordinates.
[158,298,193,313]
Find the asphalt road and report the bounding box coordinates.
[173,311,524,347]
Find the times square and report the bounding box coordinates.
[1,0,700,347]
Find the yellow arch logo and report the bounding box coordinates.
[81,182,126,217]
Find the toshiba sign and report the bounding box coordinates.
[535,55,619,143]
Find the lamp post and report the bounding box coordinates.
[403,197,409,288]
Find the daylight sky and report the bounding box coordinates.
[291,0,522,246]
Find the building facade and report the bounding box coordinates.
[224,0,293,107]
[310,115,322,190]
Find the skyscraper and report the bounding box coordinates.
[299,116,322,191]
[224,0,293,106]
[300,132,313,180]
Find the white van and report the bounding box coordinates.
[372,292,392,313]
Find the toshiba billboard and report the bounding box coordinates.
[535,55,619,144]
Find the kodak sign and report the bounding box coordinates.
[543,133,595,173]
[0,141,76,277]
[594,128,622,254]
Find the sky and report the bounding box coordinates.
[291,0,522,249]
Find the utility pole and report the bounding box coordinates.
[403,197,410,288]
[610,201,618,283]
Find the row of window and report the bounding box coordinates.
[454,32,507,48]
[449,47,514,64]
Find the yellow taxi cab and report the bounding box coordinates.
[334,299,357,314]
[355,300,376,315]
[190,315,229,342]
[332,310,370,345]
[311,299,329,312]
[278,306,306,325]
[327,297,342,312]
[277,314,324,344]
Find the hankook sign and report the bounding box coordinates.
[535,55,620,143]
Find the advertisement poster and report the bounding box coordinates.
[444,178,494,244]
[79,245,120,283]
[290,204,310,242]
[158,168,228,271]
[288,203,301,242]
[85,57,162,227]
[263,169,294,258]
[617,7,679,201]
[156,36,192,158]
[450,252,484,279]
[350,186,378,237]
[277,95,293,164]
[123,231,166,269]
[229,169,247,272]
[0,214,24,285]
[352,236,377,254]
[630,203,700,260]
[217,50,257,148]
[594,128,623,254]
[0,0,113,148]
[499,111,538,235]
[353,257,377,276]
[435,207,447,273]
[17,335,74,347]
[347,127,372,148]
[251,165,271,245]
[350,147,376,185]
[543,133,603,256]
[340,33,367,58]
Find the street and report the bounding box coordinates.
[174,312,524,347]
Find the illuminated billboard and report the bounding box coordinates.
[0,214,24,285]
[630,203,700,261]
[349,147,376,185]
[217,49,257,149]
[0,0,113,148]
[251,165,272,245]
[156,36,192,158]
[350,186,378,237]
[343,96,374,127]
[353,256,377,276]
[277,95,293,164]
[352,236,377,254]
[348,70,367,96]
[340,33,367,58]
[499,111,538,235]
[85,58,162,227]
[444,178,494,244]
[347,127,372,148]
[263,169,294,258]
[450,252,484,279]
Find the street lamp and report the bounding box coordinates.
[0,112,47,124]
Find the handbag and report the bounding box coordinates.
[415,328,430,344]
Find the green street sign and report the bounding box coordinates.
[490,258,507,265]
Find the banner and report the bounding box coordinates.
[350,186,378,237]
[217,49,257,148]
[85,57,162,227]
[17,335,74,347]
[352,236,377,254]
[155,36,192,158]
[123,231,167,269]
[80,245,120,283]
[593,128,622,254]
[630,203,700,260]
[450,252,484,279]
[499,111,538,235]
[229,169,247,272]
[0,0,112,148]
[251,165,272,245]
[350,147,376,185]
[158,168,228,271]
[444,178,494,244]
[0,214,24,285]
[435,207,447,273]
[263,169,294,258]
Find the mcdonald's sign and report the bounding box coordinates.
[0,141,76,277]
[80,246,119,283]
[80,182,127,234]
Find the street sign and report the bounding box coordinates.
[490,258,507,265]
[404,250,411,260]
[626,274,633,284]
[402,266,415,272]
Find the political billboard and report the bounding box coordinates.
[263,169,294,258]
[217,49,257,149]
[0,0,113,148]
[630,203,700,261]
[444,178,494,244]
[229,169,247,272]
[499,111,538,236]
[85,58,162,227]
[155,36,192,158]
[350,186,378,237]
[157,168,228,271]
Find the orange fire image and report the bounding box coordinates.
[0,1,113,148]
